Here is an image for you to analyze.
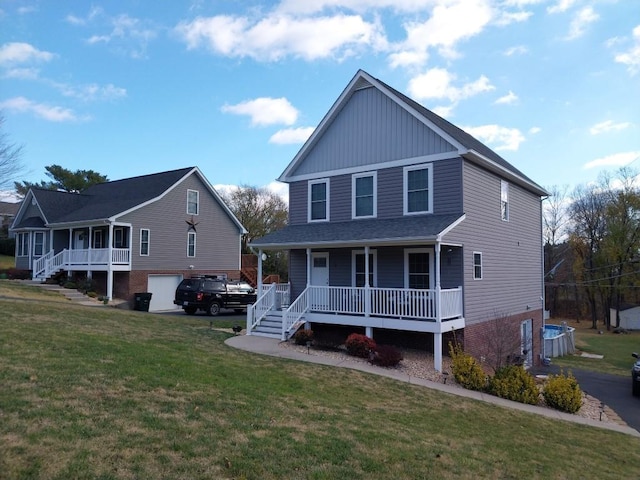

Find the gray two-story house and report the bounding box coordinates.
[248,70,547,372]
[11,167,246,311]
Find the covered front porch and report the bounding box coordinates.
[30,223,132,300]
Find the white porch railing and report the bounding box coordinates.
[247,284,277,332]
[32,248,132,280]
[290,285,463,322]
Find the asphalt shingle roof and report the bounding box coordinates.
[15,167,194,227]
[250,214,463,248]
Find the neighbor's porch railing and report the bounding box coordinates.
[32,247,132,280]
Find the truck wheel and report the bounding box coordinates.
[184,306,197,315]
[207,302,221,316]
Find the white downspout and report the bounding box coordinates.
[364,245,372,338]
[434,240,443,373]
[107,222,113,301]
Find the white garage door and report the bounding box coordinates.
[147,274,183,312]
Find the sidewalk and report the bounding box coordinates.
[225,334,640,438]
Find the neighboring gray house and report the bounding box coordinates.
[10,167,246,311]
[248,70,547,371]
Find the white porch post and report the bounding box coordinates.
[257,249,264,293]
[434,241,442,372]
[306,248,311,286]
[106,223,113,300]
[87,226,93,278]
[364,245,372,338]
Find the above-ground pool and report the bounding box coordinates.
[544,323,575,358]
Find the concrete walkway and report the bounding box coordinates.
[226,334,640,438]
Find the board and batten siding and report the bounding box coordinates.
[118,173,241,271]
[445,161,543,326]
[289,158,463,225]
[290,86,456,177]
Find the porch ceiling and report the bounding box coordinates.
[250,213,464,249]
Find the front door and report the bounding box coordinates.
[74,230,87,249]
[310,252,329,310]
[521,319,533,367]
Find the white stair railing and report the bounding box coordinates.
[282,287,310,340]
[247,284,276,334]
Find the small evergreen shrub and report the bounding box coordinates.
[345,333,376,358]
[87,291,98,298]
[448,341,487,391]
[543,371,583,414]
[293,329,314,345]
[63,281,77,289]
[488,365,539,405]
[370,344,403,367]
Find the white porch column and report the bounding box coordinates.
[435,241,442,324]
[87,226,93,278]
[257,249,264,293]
[306,248,311,286]
[434,332,443,372]
[364,245,371,318]
[106,222,113,300]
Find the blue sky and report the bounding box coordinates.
[1,0,638,203]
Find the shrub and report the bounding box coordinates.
[293,328,314,345]
[488,365,539,405]
[543,371,582,414]
[370,344,403,367]
[345,333,376,358]
[87,291,98,298]
[5,268,30,280]
[63,281,77,289]
[448,342,487,391]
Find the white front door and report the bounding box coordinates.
[311,252,329,310]
[74,230,86,249]
[521,319,533,367]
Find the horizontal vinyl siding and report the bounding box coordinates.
[289,249,307,299]
[292,87,456,177]
[289,181,307,225]
[446,161,543,325]
[118,173,241,271]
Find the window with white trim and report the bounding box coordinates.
[404,164,433,215]
[17,233,28,256]
[33,232,44,256]
[501,180,509,221]
[352,172,376,219]
[140,229,150,256]
[187,189,199,215]
[405,248,434,289]
[187,232,196,257]
[473,252,483,280]
[352,250,377,287]
[308,179,329,222]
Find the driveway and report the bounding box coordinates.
[532,365,640,432]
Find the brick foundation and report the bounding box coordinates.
[462,309,543,370]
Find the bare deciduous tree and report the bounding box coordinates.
[0,114,25,191]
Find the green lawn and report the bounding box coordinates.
[0,254,14,269]
[550,319,640,376]
[1,280,640,479]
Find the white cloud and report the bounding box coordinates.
[495,90,518,105]
[0,96,79,122]
[589,120,631,135]
[408,68,495,104]
[221,97,299,126]
[565,6,598,40]
[584,151,640,169]
[0,42,54,65]
[614,25,640,75]
[277,0,436,15]
[3,67,40,79]
[175,14,386,61]
[389,0,493,68]
[269,127,315,144]
[547,0,577,14]
[529,126,541,134]
[504,45,528,56]
[463,124,525,151]
[55,82,127,102]
[495,10,532,26]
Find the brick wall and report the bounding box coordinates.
[462,309,543,370]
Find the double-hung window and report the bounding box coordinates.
[404,164,433,215]
[140,229,150,256]
[17,233,28,256]
[473,252,483,280]
[405,248,433,289]
[33,232,44,256]
[352,172,376,219]
[501,180,509,221]
[309,179,329,222]
[187,189,199,215]
[187,232,196,257]
[353,250,376,287]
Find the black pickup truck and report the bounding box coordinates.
[174,276,257,316]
